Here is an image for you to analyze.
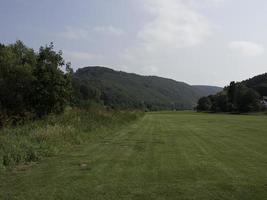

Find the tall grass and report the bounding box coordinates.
[0,107,143,170]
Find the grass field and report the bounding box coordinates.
[1,112,267,199]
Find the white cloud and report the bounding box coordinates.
[93,25,124,36]
[138,0,213,50]
[120,0,217,76]
[229,41,264,56]
[187,0,225,8]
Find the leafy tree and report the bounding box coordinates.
[211,93,228,112]
[228,81,236,102]
[197,81,262,113]
[234,84,260,112]
[0,41,36,121]
[227,81,236,111]
[196,96,212,111]
[0,41,73,126]
[32,43,72,117]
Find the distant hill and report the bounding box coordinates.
[193,85,223,97]
[73,67,222,110]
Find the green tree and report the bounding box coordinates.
[227,81,236,111]
[197,96,212,111]
[32,43,72,117]
[234,84,260,112]
[0,41,36,122]
[0,41,73,125]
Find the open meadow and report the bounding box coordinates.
[1,111,267,200]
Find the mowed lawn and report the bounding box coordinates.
[1,112,267,200]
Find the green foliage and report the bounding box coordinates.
[197,72,267,113]
[210,93,228,112]
[71,77,102,107]
[196,96,212,111]
[243,73,267,96]
[32,43,72,117]
[0,41,73,125]
[234,84,261,112]
[197,81,263,113]
[73,67,221,111]
[0,41,36,124]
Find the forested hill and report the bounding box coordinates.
[242,73,267,96]
[196,72,267,113]
[193,85,223,97]
[73,66,222,110]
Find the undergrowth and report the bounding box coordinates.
[0,107,144,170]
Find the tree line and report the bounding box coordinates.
[196,81,265,113]
[1,41,266,127]
[1,40,184,127]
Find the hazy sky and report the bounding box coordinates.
[1,0,267,86]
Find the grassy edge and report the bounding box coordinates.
[0,107,144,171]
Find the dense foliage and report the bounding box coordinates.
[72,67,221,111]
[242,73,267,96]
[0,41,72,126]
[197,81,264,113]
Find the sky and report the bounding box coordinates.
[1,0,267,86]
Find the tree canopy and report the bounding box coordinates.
[0,41,72,126]
[197,81,263,113]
